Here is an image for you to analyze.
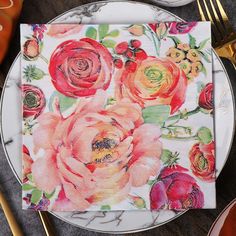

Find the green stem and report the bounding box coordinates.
[144,25,160,56]
[167,125,191,129]
[161,134,198,141]
[39,54,48,64]
[167,107,201,122]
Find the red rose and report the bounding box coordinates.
[22,84,46,119]
[115,57,187,114]
[150,165,204,210]
[23,37,40,60]
[189,141,215,182]
[169,22,197,34]
[199,83,213,110]
[49,38,113,98]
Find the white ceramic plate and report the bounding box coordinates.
[208,199,236,236]
[0,1,235,234]
[154,0,195,7]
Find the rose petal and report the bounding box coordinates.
[62,179,90,211]
[129,156,160,187]
[31,151,60,193]
[160,165,189,179]
[150,181,168,210]
[166,179,194,201]
[47,24,83,38]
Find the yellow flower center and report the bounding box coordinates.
[194,153,207,171]
[140,65,172,94]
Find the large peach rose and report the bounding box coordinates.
[115,57,187,114]
[31,91,162,211]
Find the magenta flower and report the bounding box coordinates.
[169,22,197,34]
[150,165,204,210]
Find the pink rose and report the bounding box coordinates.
[169,22,197,34]
[150,165,204,210]
[31,91,162,211]
[115,57,187,114]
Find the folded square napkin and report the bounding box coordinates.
[21,22,214,211]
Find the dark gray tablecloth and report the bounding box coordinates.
[1,0,236,235]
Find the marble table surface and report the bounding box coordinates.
[0,0,236,235]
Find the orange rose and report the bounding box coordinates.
[115,57,187,114]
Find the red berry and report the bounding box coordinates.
[125,48,134,59]
[114,59,123,69]
[125,60,137,73]
[134,48,148,61]
[130,39,141,48]
[115,42,129,54]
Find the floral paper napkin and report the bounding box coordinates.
[21,22,214,211]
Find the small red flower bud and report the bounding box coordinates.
[115,42,129,54]
[130,39,141,48]
[125,60,137,73]
[134,48,148,61]
[23,38,40,59]
[114,58,123,69]
[125,48,134,59]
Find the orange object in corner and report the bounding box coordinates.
[0,0,23,63]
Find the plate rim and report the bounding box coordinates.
[207,198,236,236]
[0,0,235,234]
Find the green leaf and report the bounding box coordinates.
[189,34,196,48]
[142,105,171,126]
[200,107,211,114]
[22,184,35,191]
[199,51,211,63]
[161,149,172,163]
[102,39,116,48]
[85,27,97,40]
[99,24,109,40]
[168,36,181,46]
[31,189,43,204]
[147,179,157,186]
[106,97,116,106]
[197,127,213,144]
[49,91,77,113]
[26,173,33,182]
[160,149,179,166]
[196,81,205,93]
[106,29,119,37]
[23,65,46,82]
[198,38,210,50]
[45,189,55,199]
[101,205,111,211]
[201,65,207,76]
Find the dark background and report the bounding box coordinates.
[0,0,236,235]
